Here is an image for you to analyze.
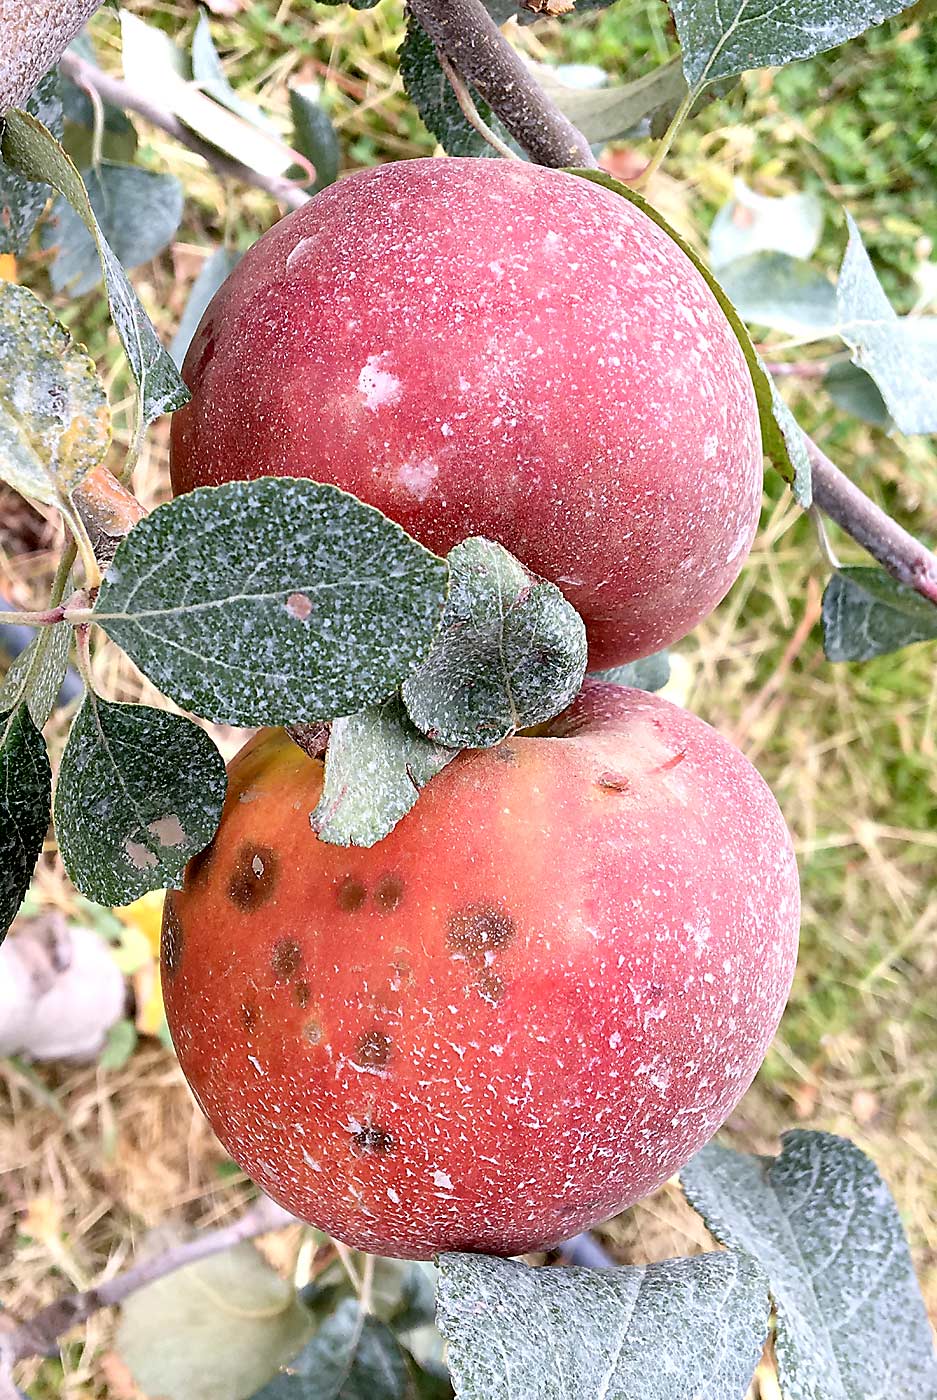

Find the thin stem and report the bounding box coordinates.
[808,504,841,571]
[0,607,67,628]
[437,52,521,161]
[358,1253,376,1317]
[61,502,102,591]
[73,625,94,690]
[637,87,693,188]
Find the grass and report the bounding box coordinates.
[2,0,936,1394]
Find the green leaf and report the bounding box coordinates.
[400,17,497,158]
[117,1240,315,1400]
[719,252,839,337]
[709,183,823,269]
[0,282,110,506]
[289,86,340,193]
[821,566,937,661]
[60,34,138,167]
[98,1017,138,1071]
[0,110,190,423]
[437,1251,769,1400]
[171,247,241,368]
[44,162,184,296]
[575,170,812,503]
[836,214,937,435]
[92,478,449,727]
[402,538,587,749]
[251,1297,412,1399]
[822,361,891,428]
[681,1131,937,1400]
[0,704,51,944]
[671,0,912,88]
[54,696,228,906]
[0,618,72,728]
[312,695,456,848]
[533,59,688,145]
[0,69,63,255]
[592,650,670,692]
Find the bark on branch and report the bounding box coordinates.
[0,0,103,110]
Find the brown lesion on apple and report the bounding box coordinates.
[356,1028,392,1065]
[186,834,217,886]
[161,897,184,977]
[294,980,311,1008]
[448,904,516,957]
[303,1018,324,1045]
[374,874,404,913]
[336,875,367,911]
[596,771,631,793]
[228,844,280,911]
[241,1001,259,1033]
[271,938,302,982]
[351,1123,395,1155]
[476,971,506,1004]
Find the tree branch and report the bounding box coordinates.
[0,1193,294,1383]
[405,0,596,168]
[0,0,103,110]
[58,52,311,212]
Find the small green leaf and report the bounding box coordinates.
[0,703,52,944]
[54,696,227,906]
[822,361,891,428]
[0,110,189,424]
[719,252,839,338]
[117,1241,315,1400]
[671,0,911,88]
[821,566,937,662]
[533,59,688,145]
[171,247,241,368]
[0,619,72,728]
[289,86,340,192]
[251,1297,412,1399]
[400,17,498,158]
[92,478,449,727]
[681,1131,937,1400]
[437,1251,769,1400]
[312,696,456,848]
[592,650,670,692]
[709,183,823,270]
[0,282,110,506]
[403,538,587,749]
[99,1018,138,1071]
[0,68,63,255]
[573,171,812,505]
[836,215,937,435]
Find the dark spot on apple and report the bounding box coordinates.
[228,844,279,911]
[241,1002,259,1033]
[272,938,301,981]
[597,771,630,793]
[186,835,217,885]
[294,980,311,1008]
[352,1124,395,1155]
[647,982,666,1001]
[337,876,367,912]
[356,1029,391,1065]
[303,1019,323,1045]
[161,898,183,976]
[374,874,404,913]
[477,971,505,1004]
[448,903,515,958]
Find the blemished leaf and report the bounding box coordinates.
[709,183,824,269]
[400,17,497,158]
[0,69,63,255]
[171,247,241,368]
[117,1240,315,1400]
[836,215,937,435]
[0,704,52,944]
[719,252,839,338]
[251,1297,412,1399]
[821,567,937,661]
[312,695,456,848]
[0,110,190,423]
[92,478,449,727]
[532,58,687,144]
[681,1131,937,1400]
[0,282,111,506]
[402,538,587,749]
[437,1251,769,1400]
[823,361,891,428]
[44,162,184,296]
[191,12,279,132]
[576,171,812,503]
[0,617,72,728]
[592,650,671,692]
[54,696,228,906]
[670,0,911,88]
[289,86,340,192]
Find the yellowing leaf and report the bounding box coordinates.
[117,889,166,958]
[0,254,16,281]
[133,959,166,1037]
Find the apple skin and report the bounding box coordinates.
[161,683,799,1259]
[169,158,763,669]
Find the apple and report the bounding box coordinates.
[162,683,799,1258]
[170,158,763,669]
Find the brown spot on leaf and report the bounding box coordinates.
[148,813,186,847]
[161,898,183,977]
[448,904,515,958]
[352,1123,395,1155]
[272,939,302,982]
[286,592,313,620]
[294,980,311,1008]
[374,874,404,913]
[477,971,506,1004]
[356,1029,392,1065]
[228,844,279,911]
[337,876,367,912]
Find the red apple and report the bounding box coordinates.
[170,159,763,669]
[162,683,799,1258]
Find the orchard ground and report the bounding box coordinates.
[1,0,936,1394]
